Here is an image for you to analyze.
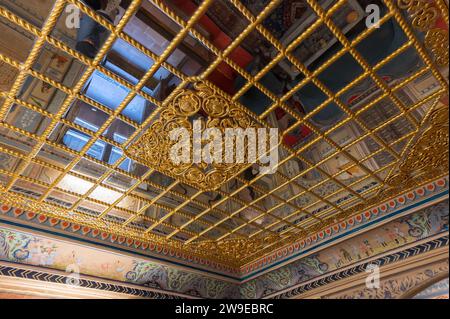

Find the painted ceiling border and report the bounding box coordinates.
[0,219,240,283]
[0,223,242,298]
[0,208,239,277]
[0,176,448,281]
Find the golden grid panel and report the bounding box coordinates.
[0,0,448,267]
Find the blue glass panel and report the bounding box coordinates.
[84,71,149,124]
[62,129,89,152]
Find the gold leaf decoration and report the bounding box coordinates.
[125,82,258,191]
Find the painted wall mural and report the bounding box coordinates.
[242,177,448,276]
[240,200,449,299]
[0,263,183,299]
[0,227,239,298]
[0,200,448,299]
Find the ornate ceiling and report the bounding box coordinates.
[0,0,448,271]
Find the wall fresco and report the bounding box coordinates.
[240,200,449,298]
[0,227,239,298]
[0,263,182,299]
[242,178,448,276]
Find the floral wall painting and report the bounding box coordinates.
[0,226,239,299]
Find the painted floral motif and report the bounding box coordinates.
[124,260,240,298]
[125,261,168,288]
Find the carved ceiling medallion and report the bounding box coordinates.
[125,83,259,191]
